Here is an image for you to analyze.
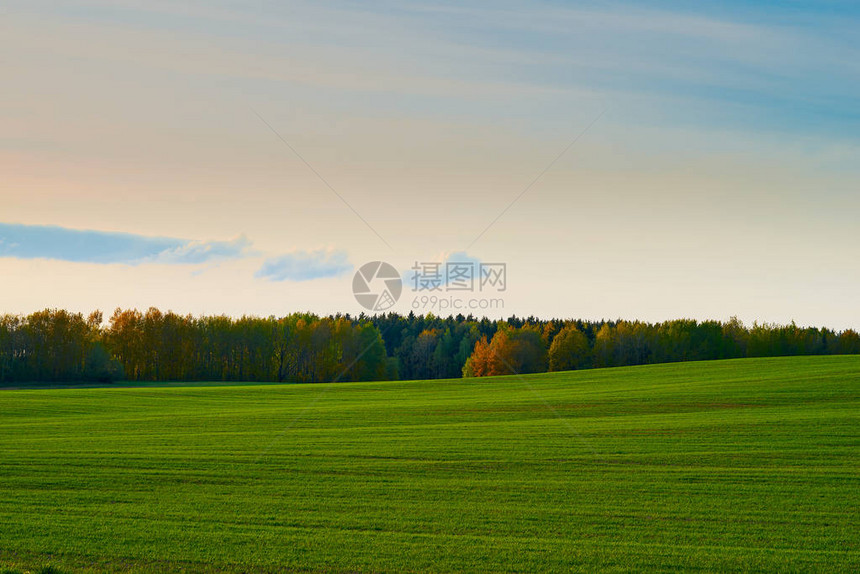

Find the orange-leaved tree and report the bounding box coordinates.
[463,324,547,377]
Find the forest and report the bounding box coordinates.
[0,308,858,384]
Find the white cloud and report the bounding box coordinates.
[0,222,252,265]
[255,248,353,282]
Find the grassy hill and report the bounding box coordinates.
[1,356,858,572]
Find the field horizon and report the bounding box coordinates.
[2,355,858,572]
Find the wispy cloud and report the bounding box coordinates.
[155,235,253,264]
[0,222,252,265]
[255,248,352,281]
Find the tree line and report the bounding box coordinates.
[459,317,860,377]
[0,308,388,384]
[0,308,858,384]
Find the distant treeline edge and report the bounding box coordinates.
[1,309,858,384]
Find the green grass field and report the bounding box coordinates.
[1,356,858,573]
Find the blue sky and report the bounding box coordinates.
[1,1,858,327]
[8,0,859,139]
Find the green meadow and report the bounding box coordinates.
[1,356,858,573]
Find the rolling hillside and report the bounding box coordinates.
[1,356,858,572]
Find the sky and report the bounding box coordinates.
[2,0,859,329]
